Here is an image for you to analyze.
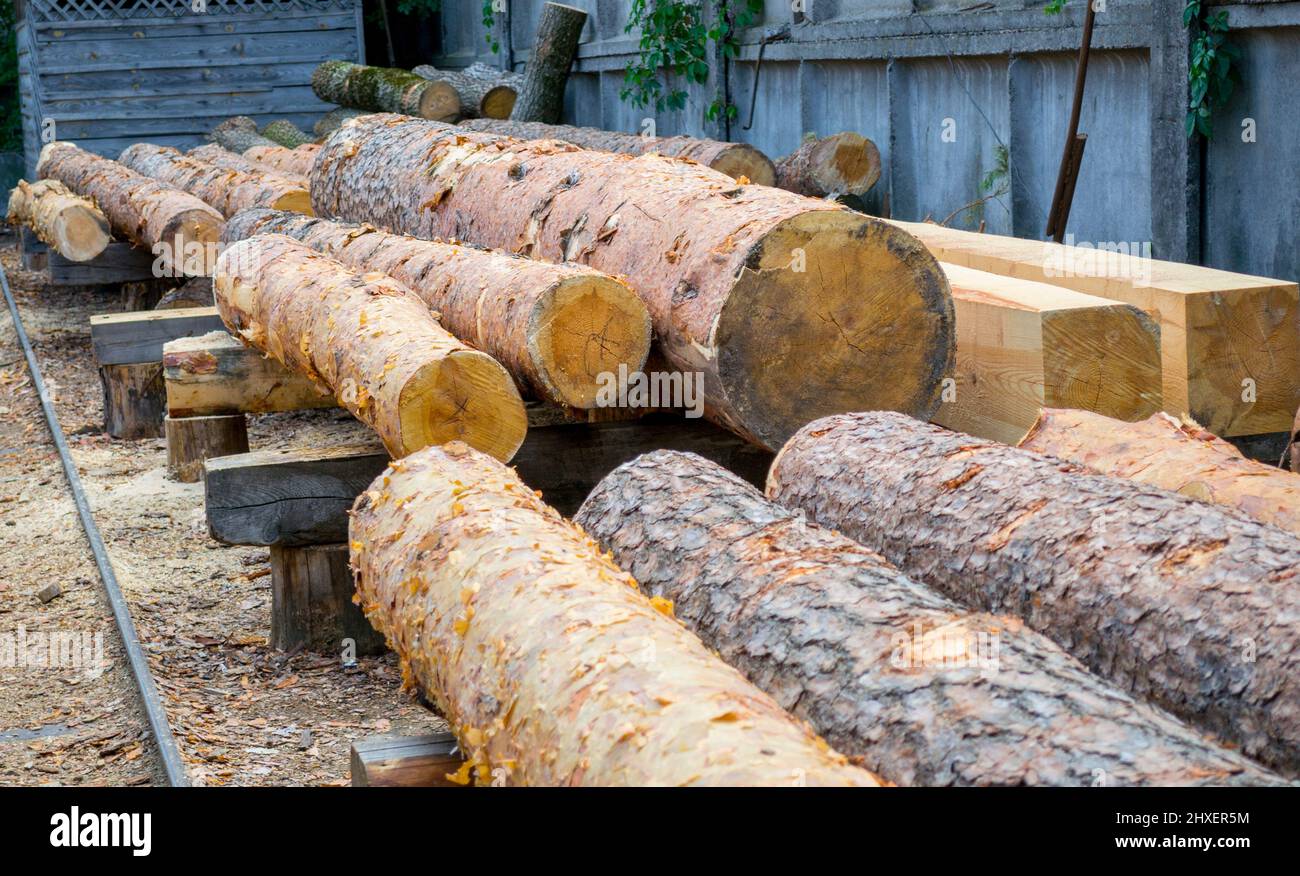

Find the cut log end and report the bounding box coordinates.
[480,86,518,120]
[398,349,528,462]
[1042,305,1163,421]
[810,133,881,196]
[53,203,111,262]
[716,210,954,449]
[529,276,653,409]
[712,145,777,187]
[418,81,462,122]
[268,189,315,216]
[161,208,226,276]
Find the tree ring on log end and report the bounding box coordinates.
[715,210,954,450]
[419,81,462,123]
[813,133,881,197]
[711,145,776,187]
[397,349,527,462]
[481,86,518,120]
[268,189,315,217]
[161,208,225,277]
[528,276,653,409]
[1042,305,1163,421]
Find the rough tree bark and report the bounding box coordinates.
[311,60,460,121]
[1019,408,1300,536]
[767,411,1300,776]
[775,133,881,198]
[509,3,586,123]
[6,178,110,262]
[311,114,954,450]
[260,119,315,148]
[222,209,651,410]
[348,441,882,787]
[37,142,224,277]
[576,450,1285,787]
[119,143,312,219]
[210,116,279,153]
[214,235,527,460]
[187,144,307,186]
[414,63,521,119]
[242,144,320,179]
[314,108,368,139]
[154,277,213,310]
[458,118,777,185]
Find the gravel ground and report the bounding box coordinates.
[0,235,445,787]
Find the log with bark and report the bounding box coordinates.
[775,132,881,198]
[6,178,110,262]
[210,116,279,154]
[314,107,368,139]
[119,143,313,219]
[260,119,315,148]
[767,410,1300,776]
[37,142,224,277]
[311,114,954,450]
[187,144,307,186]
[348,441,882,786]
[311,60,460,121]
[242,143,321,179]
[414,62,521,119]
[154,277,213,310]
[214,234,527,460]
[223,209,651,410]
[509,2,586,123]
[457,118,777,185]
[576,450,1286,786]
[1018,408,1300,536]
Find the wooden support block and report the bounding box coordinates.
[165,414,249,482]
[889,218,1300,437]
[162,330,333,417]
[205,415,772,546]
[933,263,1163,444]
[99,362,165,439]
[20,227,48,272]
[90,306,224,367]
[270,543,386,657]
[48,241,159,286]
[350,733,466,787]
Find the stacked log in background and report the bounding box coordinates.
[119,143,311,219]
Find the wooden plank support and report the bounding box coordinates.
[165,414,249,483]
[163,330,333,417]
[350,733,467,787]
[47,241,158,287]
[20,227,48,272]
[91,306,224,367]
[100,362,166,439]
[270,543,386,657]
[934,263,1163,444]
[889,218,1300,438]
[204,416,773,546]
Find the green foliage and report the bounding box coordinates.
[395,0,441,16]
[1184,0,1239,139]
[620,0,763,122]
[482,0,500,54]
[0,0,20,153]
[1043,0,1066,14]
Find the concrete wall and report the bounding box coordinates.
[435,0,1300,283]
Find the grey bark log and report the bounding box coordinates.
[509,3,586,123]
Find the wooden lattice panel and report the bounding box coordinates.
[25,0,351,22]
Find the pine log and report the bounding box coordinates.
[210,116,279,154]
[261,119,315,148]
[509,2,586,123]
[314,107,368,139]
[214,235,527,460]
[775,133,881,198]
[457,118,777,185]
[888,219,1300,437]
[1018,408,1300,536]
[243,144,320,179]
[935,262,1163,444]
[767,410,1300,775]
[348,441,882,787]
[187,144,305,185]
[222,209,651,410]
[413,63,520,119]
[6,178,110,262]
[155,277,213,310]
[577,450,1286,786]
[118,143,312,219]
[311,60,460,121]
[37,142,224,277]
[311,114,954,450]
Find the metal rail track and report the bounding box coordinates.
[1,258,190,787]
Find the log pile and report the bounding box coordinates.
[767,411,1300,776]
[348,441,882,786]
[576,450,1285,786]
[314,108,367,139]
[260,119,315,148]
[187,144,307,186]
[119,144,312,219]
[456,118,777,186]
[214,234,527,460]
[414,62,522,119]
[6,178,110,262]
[242,143,320,179]
[1019,408,1300,536]
[210,116,279,154]
[312,113,954,450]
[509,2,586,123]
[775,133,881,199]
[37,142,224,277]
[311,60,460,121]
[223,209,652,410]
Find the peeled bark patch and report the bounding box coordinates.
[768,410,1300,776]
[775,133,881,198]
[6,178,110,262]
[1019,408,1300,536]
[458,118,776,185]
[577,450,1286,786]
[311,114,954,449]
[188,144,306,186]
[348,441,881,786]
[214,234,527,460]
[243,143,320,179]
[119,143,312,219]
[37,141,224,277]
[223,209,651,409]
